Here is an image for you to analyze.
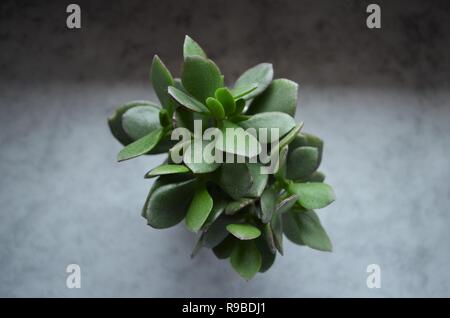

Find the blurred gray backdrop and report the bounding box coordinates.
[0,0,449,297]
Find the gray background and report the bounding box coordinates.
[0,0,449,297]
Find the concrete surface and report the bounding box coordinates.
[0,0,449,297]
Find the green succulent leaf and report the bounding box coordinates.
[203,215,238,248]
[245,163,268,198]
[230,240,262,280]
[283,208,332,252]
[273,145,289,179]
[287,146,319,180]
[275,194,298,215]
[183,138,221,174]
[239,112,296,143]
[262,223,277,254]
[216,163,253,200]
[268,123,303,174]
[117,128,164,162]
[226,223,261,240]
[183,35,207,59]
[282,211,304,246]
[205,97,226,120]
[259,187,277,223]
[158,109,171,127]
[307,171,326,182]
[122,104,161,140]
[233,63,273,100]
[175,107,194,131]
[233,98,246,115]
[256,232,276,272]
[186,185,214,232]
[213,235,236,259]
[202,194,227,230]
[215,120,261,158]
[247,79,298,116]
[271,213,283,255]
[182,56,223,102]
[108,101,157,145]
[150,55,176,112]
[278,123,303,150]
[142,174,194,218]
[288,182,336,209]
[232,84,258,100]
[168,86,209,113]
[289,133,324,166]
[143,179,196,229]
[225,198,254,215]
[215,87,236,115]
[145,164,190,178]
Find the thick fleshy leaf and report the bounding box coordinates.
[202,194,227,230]
[175,107,194,131]
[269,123,303,170]
[308,171,326,182]
[185,186,214,232]
[226,223,261,240]
[232,84,258,100]
[263,222,277,253]
[247,79,298,116]
[117,128,164,162]
[150,55,176,111]
[182,56,223,102]
[259,188,277,223]
[288,182,336,209]
[287,146,319,180]
[215,87,236,115]
[150,130,176,155]
[216,163,253,200]
[283,209,332,252]
[205,97,225,119]
[122,105,161,140]
[256,232,276,272]
[215,120,261,158]
[158,109,171,127]
[168,86,209,113]
[145,164,190,178]
[108,101,156,145]
[230,240,261,280]
[141,174,195,219]
[278,123,303,150]
[245,163,268,198]
[142,176,177,218]
[213,235,236,259]
[225,198,254,215]
[233,63,273,100]
[282,211,304,246]
[143,179,196,229]
[233,98,246,115]
[183,35,207,59]
[183,138,221,173]
[289,133,324,166]
[203,215,239,248]
[271,214,283,255]
[276,194,298,215]
[173,78,185,91]
[239,112,296,143]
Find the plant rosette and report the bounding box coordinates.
[108,35,336,280]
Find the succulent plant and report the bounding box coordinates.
[107,35,335,280]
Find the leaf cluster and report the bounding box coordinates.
[108,36,335,279]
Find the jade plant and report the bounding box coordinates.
[108,36,335,280]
